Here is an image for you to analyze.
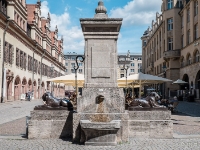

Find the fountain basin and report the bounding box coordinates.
[80,120,121,146]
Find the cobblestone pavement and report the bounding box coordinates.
[176,101,200,117]
[0,138,200,150]
[0,117,26,136]
[0,99,43,125]
[0,100,200,149]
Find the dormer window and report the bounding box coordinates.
[0,0,7,15]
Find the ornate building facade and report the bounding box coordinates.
[64,52,142,79]
[141,0,200,98]
[0,0,66,102]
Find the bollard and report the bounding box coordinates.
[26,116,31,138]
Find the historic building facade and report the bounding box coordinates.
[64,52,142,79]
[141,0,200,98]
[0,0,66,102]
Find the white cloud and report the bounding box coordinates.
[41,1,84,54]
[109,0,162,26]
[76,7,83,11]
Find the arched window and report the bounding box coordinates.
[180,57,184,67]
[186,54,192,65]
[196,51,199,63]
[188,55,192,65]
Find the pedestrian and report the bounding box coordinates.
[27,90,31,101]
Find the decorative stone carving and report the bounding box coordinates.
[85,27,117,32]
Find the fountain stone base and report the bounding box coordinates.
[80,120,121,146]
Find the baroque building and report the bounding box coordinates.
[64,52,142,79]
[0,0,66,102]
[141,0,200,98]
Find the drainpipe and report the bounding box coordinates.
[40,49,46,99]
[31,43,37,99]
[1,18,10,103]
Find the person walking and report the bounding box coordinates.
[27,90,31,101]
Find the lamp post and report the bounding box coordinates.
[74,55,84,104]
[50,64,54,95]
[1,18,10,103]
[118,52,130,95]
[162,65,167,99]
[124,64,129,94]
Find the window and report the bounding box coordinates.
[181,58,184,67]
[168,38,173,50]
[187,30,190,44]
[167,0,173,9]
[131,69,134,72]
[143,41,146,46]
[138,69,142,73]
[196,51,200,62]
[181,35,184,48]
[120,74,124,78]
[137,57,142,60]
[131,63,134,66]
[66,69,68,72]
[188,55,192,65]
[78,63,82,66]
[79,69,83,73]
[20,51,24,68]
[194,24,198,40]
[71,69,75,73]
[65,63,68,66]
[71,63,75,67]
[16,49,20,66]
[131,57,134,60]
[71,57,75,60]
[4,42,13,65]
[187,9,190,22]
[177,0,182,8]
[181,16,184,28]
[167,18,173,30]
[194,1,198,16]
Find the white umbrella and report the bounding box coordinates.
[118,72,172,98]
[172,79,188,84]
[47,73,84,86]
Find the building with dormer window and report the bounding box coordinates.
[142,0,200,99]
[0,0,66,102]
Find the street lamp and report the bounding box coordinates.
[50,64,54,95]
[162,65,167,98]
[124,64,129,94]
[118,53,130,95]
[74,55,84,105]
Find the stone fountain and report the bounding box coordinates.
[73,1,129,146]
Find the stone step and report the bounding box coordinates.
[30,110,71,120]
[129,111,171,120]
[129,120,173,138]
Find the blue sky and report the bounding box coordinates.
[26,0,162,54]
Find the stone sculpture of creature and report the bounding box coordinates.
[129,92,165,108]
[41,92,73,110]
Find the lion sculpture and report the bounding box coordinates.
[39,92,73,110]
[128,92,165,108]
